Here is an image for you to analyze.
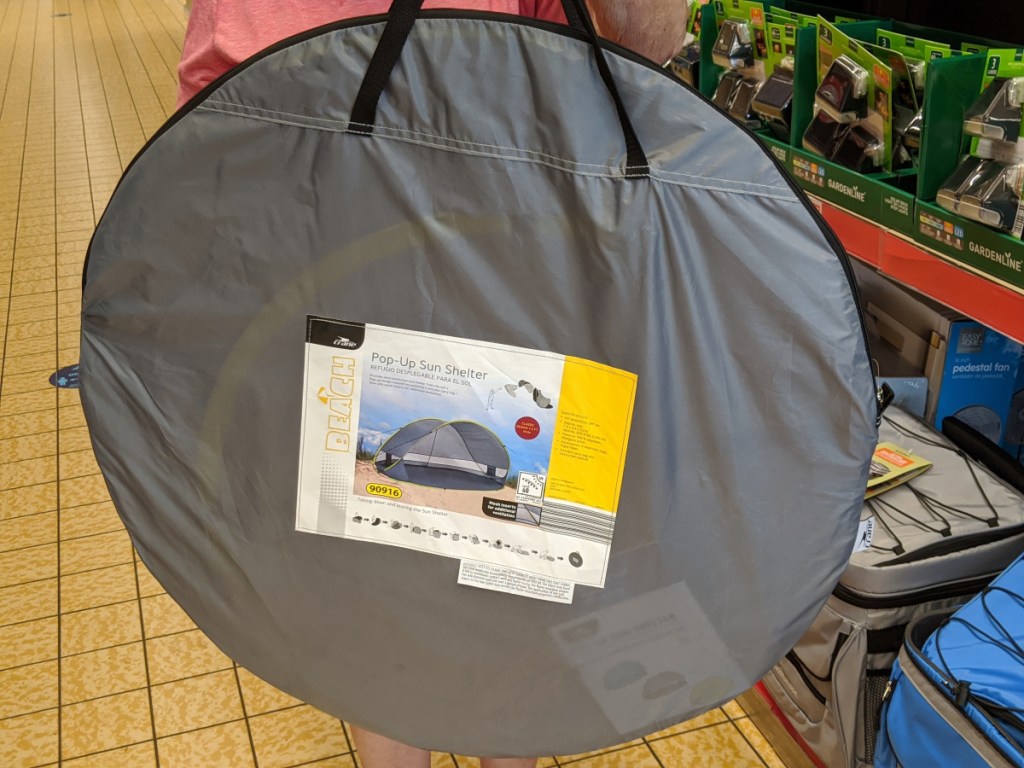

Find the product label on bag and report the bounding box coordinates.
[295,317,637,590]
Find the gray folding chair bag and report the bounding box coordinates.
[80,0,878,756]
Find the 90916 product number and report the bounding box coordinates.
[366,483,402,499]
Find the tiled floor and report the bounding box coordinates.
[0,1,794,766]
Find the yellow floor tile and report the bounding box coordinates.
[59,473,111,508]
[0,511,56,552]
[649,722,766,768]
[61,688,153,759]
[60,500,124,540]
[59,448,101,479]
[8,281,57,301]
[0,409,57,439]
[0,321,52,348]
[0,431,55,462]
[61,600,142,656]
[557,738,645,764]
[60,642,148,704]
[0,389,56,419]
[61,742,158,768]
[1,482,58,520]
[0,454,57,490]
[249,704,349,768]
[140,593,196,638]
[7,305,54,326]
[237,667,304,715]
[134,560,167,597]
[0,658,58,718]
[146,628,232,685]
[0,578,58,626]
[645,707,730,740]
[733,717,787,768]
[0,708,59,768]
[4,337,56,359]
[58,300,82,319]
[58,404,88,429]
[151,669,244,737]
[60,529,133,574]
[60,563,137,614]
[723,699,747,719]
[157,720,255,768]
[59,425,94,453]
[0,542,57,587]
[304,756,357,768]
[5,319,56,341]
[58,387,82,407]
[565,745,662,767]
[0,617,58,671]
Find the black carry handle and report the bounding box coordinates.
[349,0,650,177]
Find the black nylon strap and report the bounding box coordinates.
[560,0,650,175]
[350,0,650,178]
[559,0,586,31]
[349,0,425,133]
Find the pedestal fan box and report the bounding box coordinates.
[852,260,1021,437]
[929,321,1021,446]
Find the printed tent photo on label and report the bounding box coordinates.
[374,419,510,490]
[79,0,879,757]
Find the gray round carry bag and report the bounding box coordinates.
[81,0,878,756]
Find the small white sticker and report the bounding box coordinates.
[458,560,575,604]
[853,517,875,553]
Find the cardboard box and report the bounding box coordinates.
[931,321,1021,444]
[863,322,929,418]
[853,259,1022,434]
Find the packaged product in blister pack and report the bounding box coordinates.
[708,0,776,128]
[937,49,1024,239]
[803,18,893,174]
[875,30,955,169]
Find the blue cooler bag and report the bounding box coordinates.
[876,555,1024,767]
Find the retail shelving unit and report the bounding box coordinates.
[808,195,1024,345]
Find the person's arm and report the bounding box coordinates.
[587,0,690,64]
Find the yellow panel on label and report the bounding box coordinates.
[546,357,637,513]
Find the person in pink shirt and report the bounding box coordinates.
[175,1,687,766]
[177,1,688,107]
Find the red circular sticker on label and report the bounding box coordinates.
[515,417,540,440]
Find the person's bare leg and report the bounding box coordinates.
[480,758,538,768]
[349,726,431,768]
